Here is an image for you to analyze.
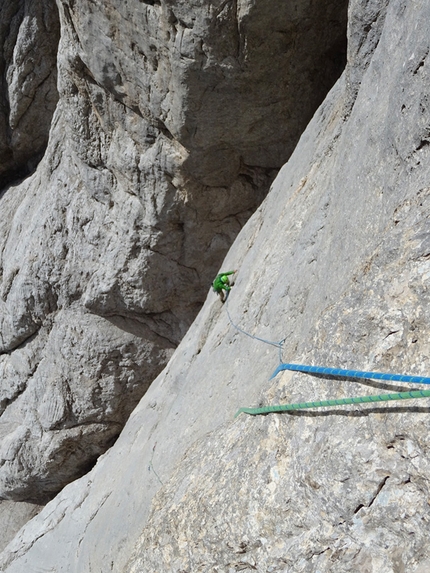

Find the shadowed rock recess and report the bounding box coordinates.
[0,0,348,506]
[0,0,60,187]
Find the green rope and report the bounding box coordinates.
[235,389,430,417]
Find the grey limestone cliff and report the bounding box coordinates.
[3,0,430,571]
[0,0,347,507]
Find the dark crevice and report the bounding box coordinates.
[353,476,389,515]
[313,547,331,557]
[368,476,389,508]
[413,60,426,75]
[156,118,175,140]
[416,139,430,152]
[412,50,428,75]
[0,160,42,193]
[384,330,400,339]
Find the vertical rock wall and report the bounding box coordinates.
[2,0,430,572]
[0,0,347,503]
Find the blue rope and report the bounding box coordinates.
[223,294,430,388]
[271,363,430,385]
[147,443,163,485]
[225,297,284,359]
[224,294,430,416]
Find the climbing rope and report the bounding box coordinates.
[236,364,430,417]
[235,389,430,417]
[223,291,430,417]
[148,443,163,485]
[270,363,430,384]
[225,296,285,361]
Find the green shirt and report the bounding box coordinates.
[212,270,235,292]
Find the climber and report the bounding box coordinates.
[212,270,237,302]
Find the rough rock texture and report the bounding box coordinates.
[0,0,347,502]
[2,0,430,571]
[0,500,42,553]
[0,0,60,187]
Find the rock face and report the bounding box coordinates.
[0,0,347,503]
[2,0,430,571]
[0,0,60,187]
[0,500,42,554]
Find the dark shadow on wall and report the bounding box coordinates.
[0,157,44,192]
[0,0,60,194]
[181,0,349,188]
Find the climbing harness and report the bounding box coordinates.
[224,293,430,417]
